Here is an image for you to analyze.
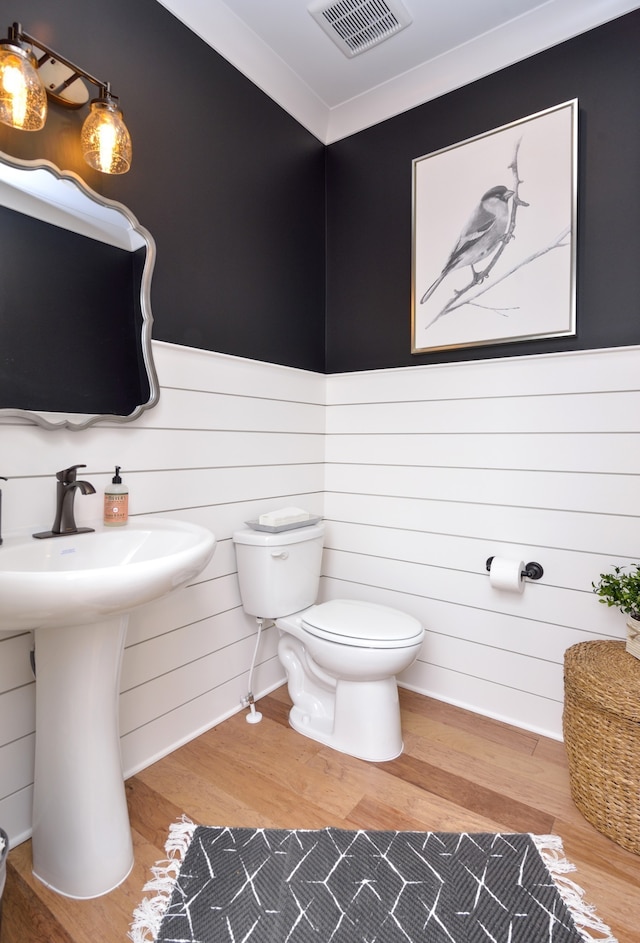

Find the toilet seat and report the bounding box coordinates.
[301,599,423,649]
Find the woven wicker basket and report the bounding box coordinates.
[563,640,640,854]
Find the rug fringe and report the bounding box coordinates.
[532,834,618,943]
[128,816,197,943]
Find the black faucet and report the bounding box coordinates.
[33,465,96,539]
[0,476,6,545]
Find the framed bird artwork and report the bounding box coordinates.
[411,99,577,354]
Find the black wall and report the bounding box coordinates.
[1,4,639,376]
[1,0,326,372]
[325,11,640,371]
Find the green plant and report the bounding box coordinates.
[592,564,640,619]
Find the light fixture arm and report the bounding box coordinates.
[10,21,115,107]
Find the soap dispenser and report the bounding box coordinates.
[104,466,129,526]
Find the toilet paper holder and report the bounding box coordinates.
[486,557,544,581]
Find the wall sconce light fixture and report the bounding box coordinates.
[0,22,132,174]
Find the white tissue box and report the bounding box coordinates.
[258,507,311,527]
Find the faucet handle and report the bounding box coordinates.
[56,465,87,484]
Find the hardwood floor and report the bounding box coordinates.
[3,686,639,942]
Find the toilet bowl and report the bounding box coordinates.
[278,599,424,760]
[233,524,425,761]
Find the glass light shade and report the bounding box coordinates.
[0,42,47,130]
[81,98,132,175]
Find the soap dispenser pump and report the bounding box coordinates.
[104,466,129,526]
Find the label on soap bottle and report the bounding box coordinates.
[104,492,129,526]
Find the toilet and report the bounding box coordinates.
[232,522,424,761]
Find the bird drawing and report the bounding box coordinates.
[420,185,514,304]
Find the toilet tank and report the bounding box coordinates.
[233,522,324,619]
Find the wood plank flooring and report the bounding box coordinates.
[3,686,639,942]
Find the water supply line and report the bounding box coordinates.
[243,617,264,724]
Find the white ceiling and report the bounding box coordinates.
[157,0,638,143]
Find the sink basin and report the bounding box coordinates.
[0,517,216,631]
[0,517,215,899]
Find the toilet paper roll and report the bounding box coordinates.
[489,557,525,593]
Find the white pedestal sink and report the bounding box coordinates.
[0,518,216,899]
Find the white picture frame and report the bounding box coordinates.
[411,100,578,354]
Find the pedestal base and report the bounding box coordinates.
[32,615,133,898]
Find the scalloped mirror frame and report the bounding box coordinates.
[0,151,159,430]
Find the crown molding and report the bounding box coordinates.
[156,0,639,143]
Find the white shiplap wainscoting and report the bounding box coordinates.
[1,342,637,848]
[323,346,639,740]
[0,342,324,845]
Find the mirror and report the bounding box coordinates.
[0,152,158,430]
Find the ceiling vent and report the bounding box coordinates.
[308,0,412,58]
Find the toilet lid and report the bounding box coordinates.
[301,599,423,647]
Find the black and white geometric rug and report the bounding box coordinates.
[130,820,617,943]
